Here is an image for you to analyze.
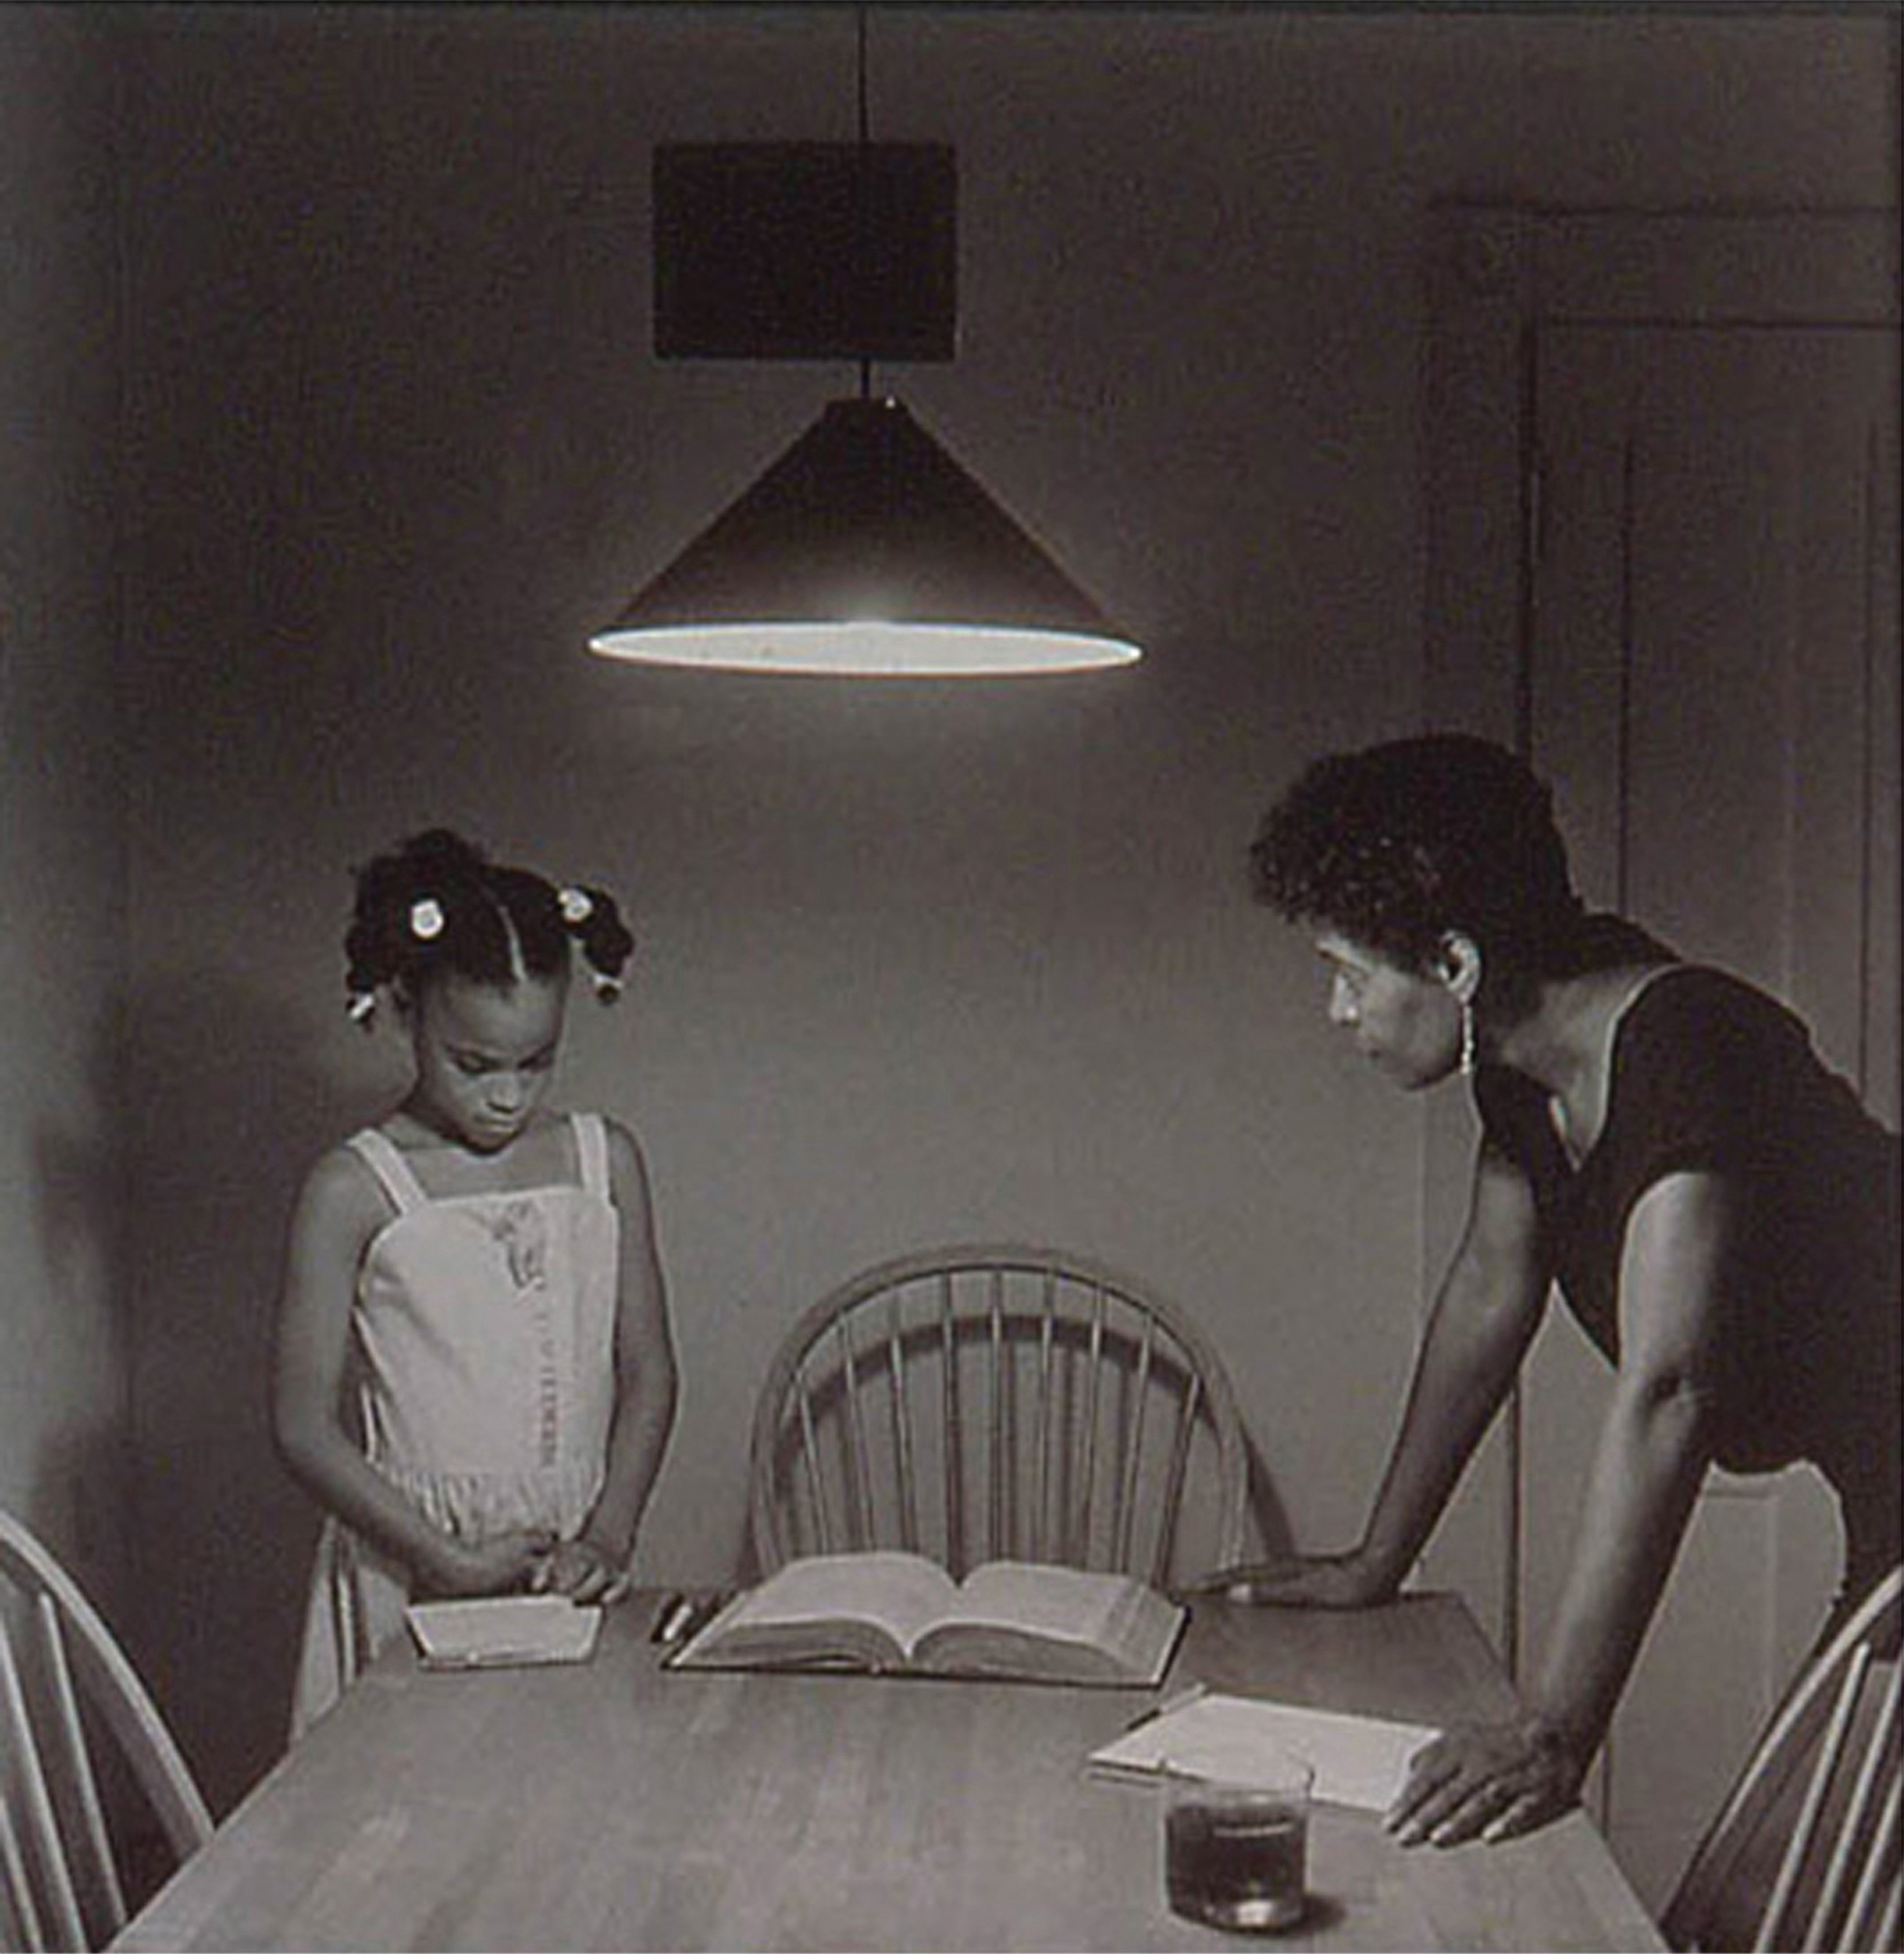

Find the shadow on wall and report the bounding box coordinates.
[1241,1431,1294,1572]
[22,1049,138,1621]
[119,969,360,1815]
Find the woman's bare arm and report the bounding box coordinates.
[1354,1145,1553,1588]
[1388,1169,1729,1846]
[1194,1143,1550,1602]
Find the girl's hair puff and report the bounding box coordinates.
[344,828,635,1019]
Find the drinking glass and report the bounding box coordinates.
[1162,1755,1312,1933]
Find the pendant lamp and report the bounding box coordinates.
[590,395,1139,675]
[588,16,1140,678]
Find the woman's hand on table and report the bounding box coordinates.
[1385,1714,1586,1847]
[530,1536,632,1605]
[1182,1548,1397,1608]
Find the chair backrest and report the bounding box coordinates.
[1663,1563,1900,1953]
[0,1509,212,1951]
[748,1244,1249,1588]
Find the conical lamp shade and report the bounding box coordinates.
[589,396,1142,675]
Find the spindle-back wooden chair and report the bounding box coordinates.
[0,1508,212,1950]
[747,1245,1249,1588]
[1663,1562,1900,1952]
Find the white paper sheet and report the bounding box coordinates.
[404,1595,603,1670]
[1087,1691,1437,1811]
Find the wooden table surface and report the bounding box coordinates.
[114,1589,1663,1951]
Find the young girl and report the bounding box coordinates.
[275,829,679,1737]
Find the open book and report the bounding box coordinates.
[1088,1689,1438,1811]
[404,1595,603,1670]
[668,1551,1185,1687]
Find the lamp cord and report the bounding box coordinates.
[856,5,870,147]
[856,4,872,400]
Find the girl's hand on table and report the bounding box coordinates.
[530,1537,632,1605]
[1182,1549,1396,1608]
[422,1529,557,1598]
[1385,1714,1586,1847]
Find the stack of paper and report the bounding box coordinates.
[405,1595,603,1670]
[1087,1691,1437,1811]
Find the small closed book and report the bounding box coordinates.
[668,1550,1185,1687]
[405,1595,603,1670]
[1088,1691,1437,1811]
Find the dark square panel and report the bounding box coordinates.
[653,142,956,362]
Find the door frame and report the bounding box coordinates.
[1424,205,1898,747]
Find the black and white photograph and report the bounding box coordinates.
[1,5,1896,1949]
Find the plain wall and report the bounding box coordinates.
[0,9,130,1610]
[96,5,1897,1812]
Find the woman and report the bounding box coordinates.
[1198,733,1899,1849]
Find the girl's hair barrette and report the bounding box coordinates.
[409,896,445,940]
[559,886,595,926]
[347,990,378,1026]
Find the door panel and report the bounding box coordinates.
[1524,322,1899,1909]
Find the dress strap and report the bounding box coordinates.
[572,1112,612,1203]
[346,1128,431,1215]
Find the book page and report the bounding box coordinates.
[1088,1692,1437,1811]
[712,1551,961,1655]
[950,1561,1135,1646]
[1095,1579,1188,1681]
[919,1561,1183,1684]
[404,1595,602,1669]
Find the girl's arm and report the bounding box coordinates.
[271,1149,552,1596]
[541,1119,679,1603]
[1193,1143,1550,1603]
[1387,1169,1729,1847]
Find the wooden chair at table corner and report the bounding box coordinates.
[0,1507,212,1952]
[747,1243,1250,1590]
[1663,1561,1901,1954]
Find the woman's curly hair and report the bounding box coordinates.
[344,829,635,1015]
[1251,734,1588,982]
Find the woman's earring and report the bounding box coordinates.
[1458,998,1477,1077]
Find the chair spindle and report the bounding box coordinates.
[1757,1645,1875,1952]
[1032,1271,1057,1564]
[1077,1286,1107,1569]
[1,1785,47,1954]
[1153,1370,1204,1587]
[836,1316,876,1551]
[1804,1659,1899,1949]
[37,1593,128,1936]
[1837,1769,1899,1952]
[1112,1314,1156,1572]
[795,1360,831,1557]
[939,1274,961,1576]
[1872,1873,1899,1954]
[0,1610,87,1949]
[986,1272,1005,1564]
[886,1290,919,1554]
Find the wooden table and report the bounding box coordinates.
[114,1590,1662,1950]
